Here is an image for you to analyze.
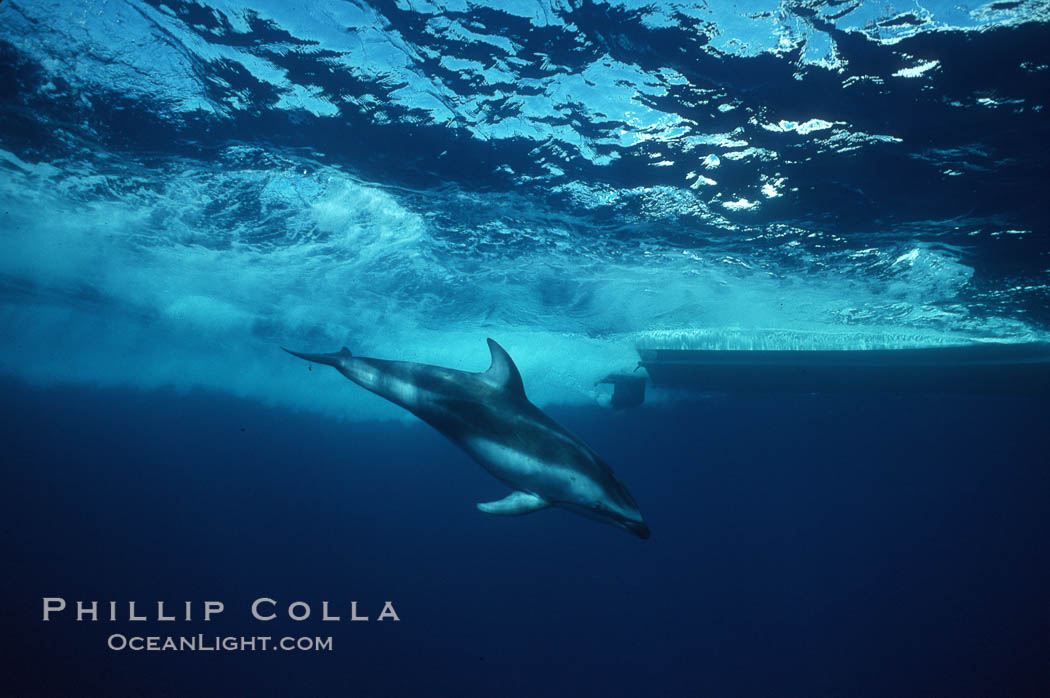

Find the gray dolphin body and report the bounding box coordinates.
[284,339,649,538]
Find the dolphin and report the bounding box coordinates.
[283,339,649,538]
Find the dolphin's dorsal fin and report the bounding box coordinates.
[484,338,526,398]
[477,491,549,516]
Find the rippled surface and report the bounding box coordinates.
[1,0,1049,416]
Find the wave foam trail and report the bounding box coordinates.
[1,141,1044,419]
[1,1,1049,418]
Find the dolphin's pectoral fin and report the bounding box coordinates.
[477,491,549,516]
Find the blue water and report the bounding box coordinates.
[1,1,1049,695]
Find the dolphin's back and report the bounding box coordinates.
[346,355,637,510]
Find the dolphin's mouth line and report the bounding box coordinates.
[558,501,649,539]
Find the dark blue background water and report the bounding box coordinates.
[3,1,1050,694]
[2,378,1047,696]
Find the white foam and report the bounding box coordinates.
[0,148,1043,420]
[893,60,941,79]
[722,198,758,211]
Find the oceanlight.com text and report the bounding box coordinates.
[107,634,333,652]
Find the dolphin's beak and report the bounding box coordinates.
[626,520,651,539]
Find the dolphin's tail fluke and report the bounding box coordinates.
[282,346,353,367]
